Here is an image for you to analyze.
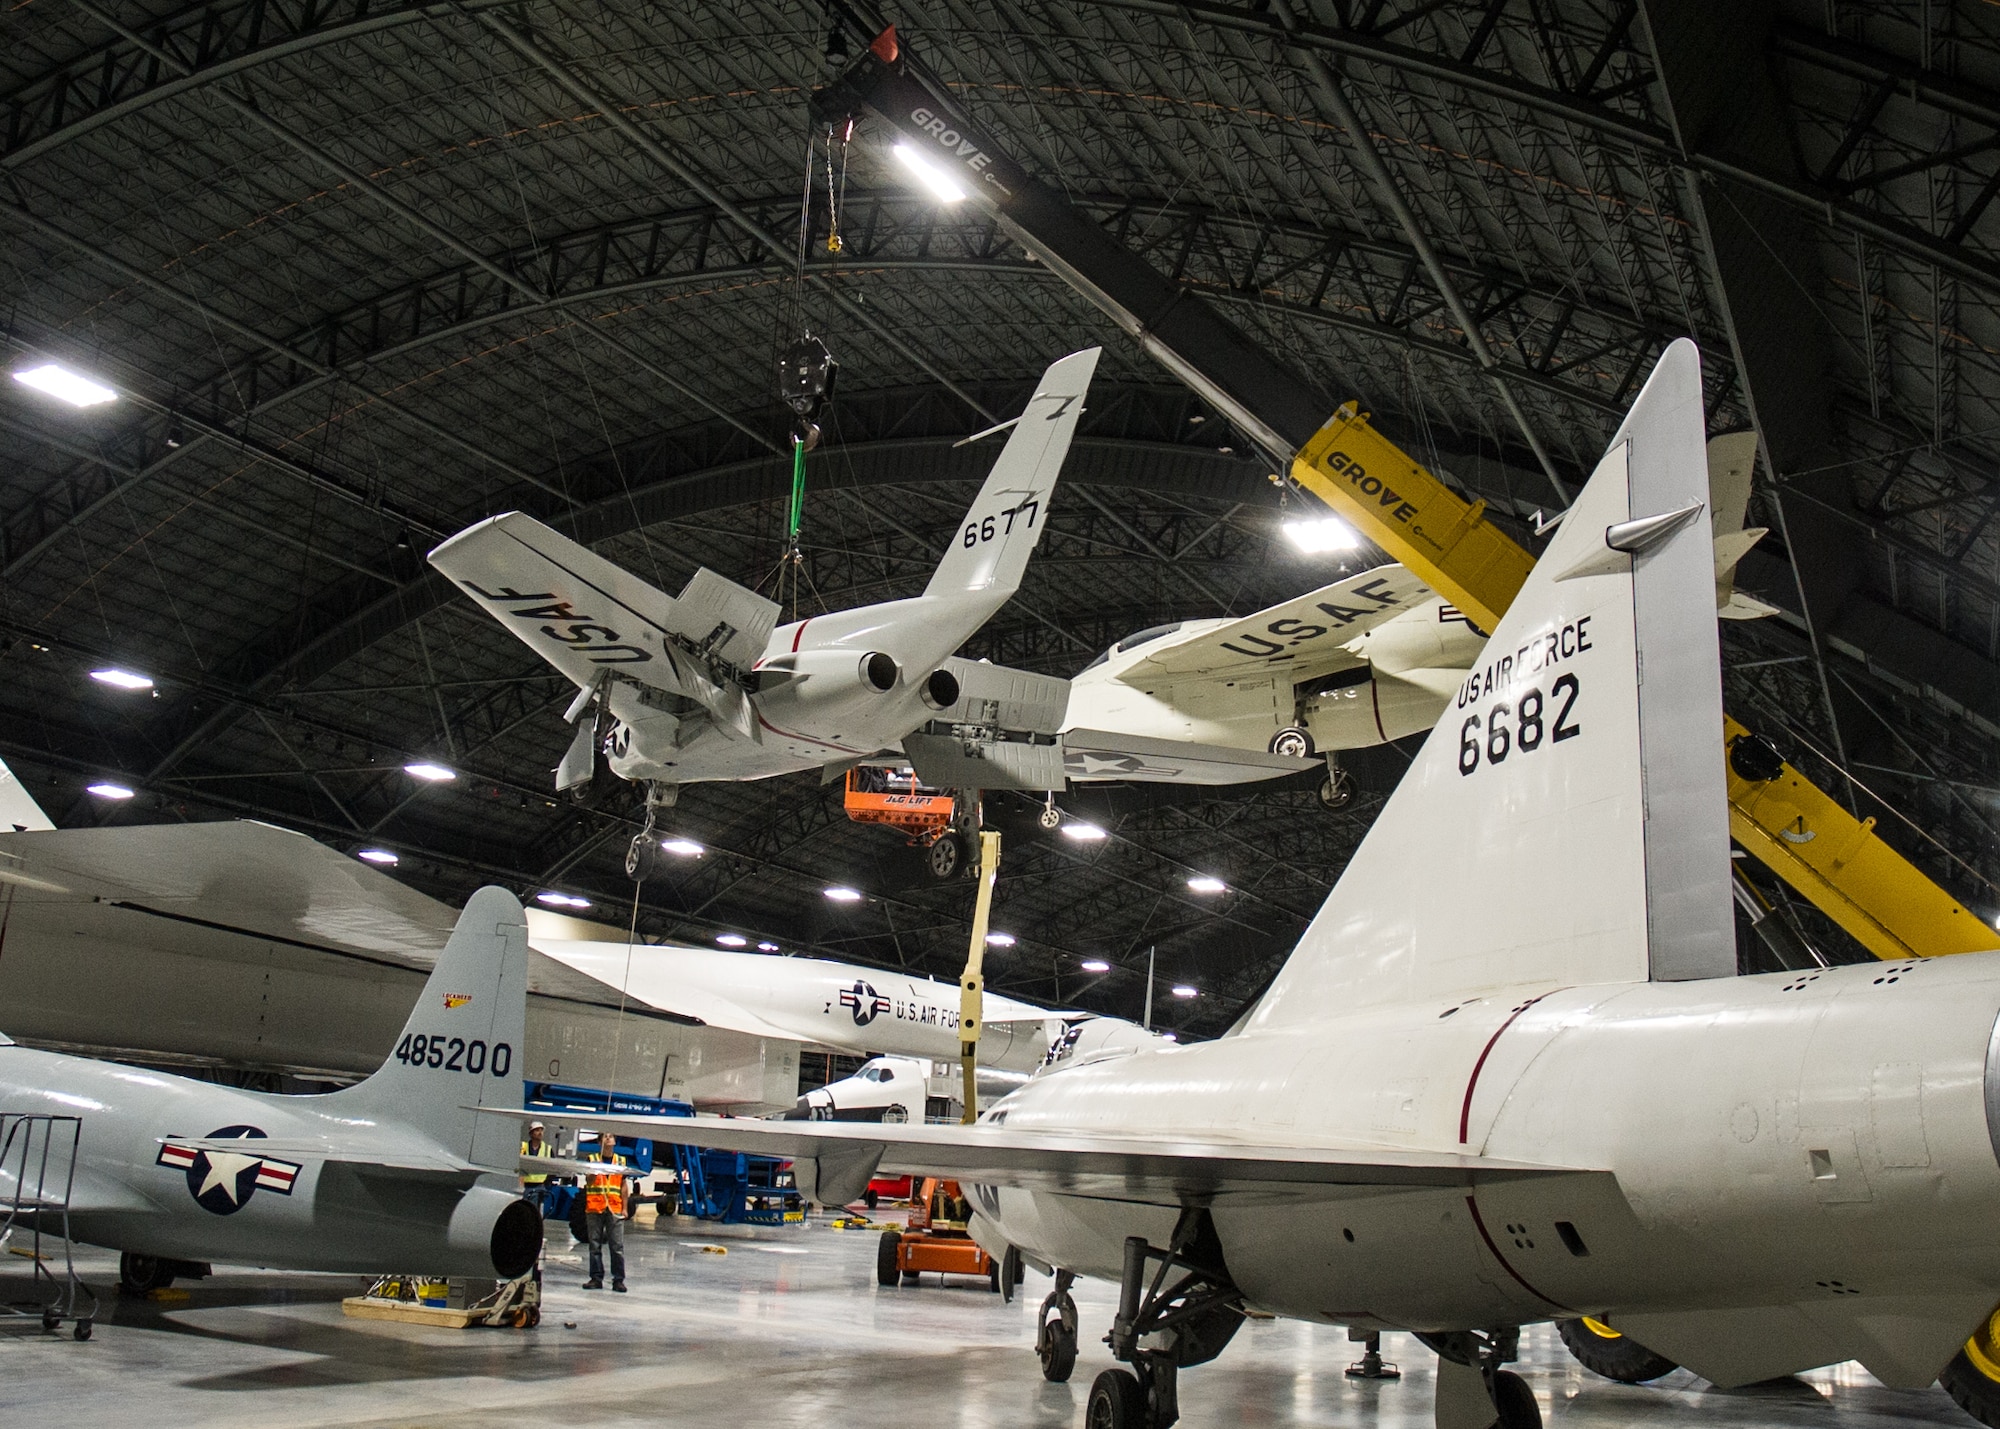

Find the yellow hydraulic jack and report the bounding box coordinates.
[958,828,1003,1123]
[1290,406,1992,963]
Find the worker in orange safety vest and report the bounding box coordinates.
[580,1139,628,1293]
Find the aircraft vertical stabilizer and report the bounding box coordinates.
[328,885,529,1170]
[1247,338,1730,1024]
[923,347,1099,604]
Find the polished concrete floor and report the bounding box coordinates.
[0,1208,1979,1428]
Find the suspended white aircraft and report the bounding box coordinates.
[1060,432,1777,807]
[429,348,1312,878]
[503,341,2000,1429]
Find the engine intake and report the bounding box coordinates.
[923,667,961,711]
[862,651,899,693]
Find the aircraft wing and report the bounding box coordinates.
[474,1109,1589,1204]
[428,512,777,738]
[530,940,810,1043]
[1119,564,1434,682]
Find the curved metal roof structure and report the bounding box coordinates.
[5,0,2000,1036]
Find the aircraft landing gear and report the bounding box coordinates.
[625,781,680,882]
[1317,760,1353,810]
[1089,1213,1244,1429]
[1037,1267,1079,1380]
[1039,795,1062,830]
[1557,1316,1677,1383]
[1268,725,1314,759]
[1418,1328,1540,1429]
[1940,1309,2000,1429]
[925,832,965,880]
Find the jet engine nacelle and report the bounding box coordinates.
[755,649,903,716]
[1300,667,1458,751]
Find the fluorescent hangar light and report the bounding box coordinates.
[1171,984,1198,999]
[86,781,134,800]
[536,892,591,909]
[823,886,864,903]
[89,668,153,690]
[404,762,455,782]
[14,363,116,407]
[1061,822,1107,842]
[985,931,1016,947]
[1079,958,1111,973]
[660,838,704,857]
[1283,517,1359,554]
[757,941,780,952]
[1186,876,1227,894]
[892,142,966,203]
[716,933,748,947]
[356,848,399,866]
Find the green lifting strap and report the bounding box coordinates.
[787,436,807,546]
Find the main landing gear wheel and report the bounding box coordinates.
[1086,1367,1148,1429]
[1941,1310,2000,1427]
[1268,725,1314,759]
[1040,1320,1078,1382]
[1317,765,1353,810]
[118,1252,174,1295]
[1490,1369,1540,1429]
[625,832,659,882]
[926,833,964,881]
[875,1231,901,1287]
[1038,1267,1080,1381]
[1557,1317,1679,1384]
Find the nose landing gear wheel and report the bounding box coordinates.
[925,833,963,881]
[1317,765,1353,809]
[625,833,659,882]
[1039,1319,1078,1381]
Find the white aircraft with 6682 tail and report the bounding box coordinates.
[0,887,541,1301]
[496,340,2000,1429]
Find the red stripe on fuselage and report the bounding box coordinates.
[1457,991,1558,1144]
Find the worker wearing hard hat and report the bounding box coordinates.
[520,1122,551,1213]
[580,1138,628,1293]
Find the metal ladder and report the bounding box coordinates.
[0,1113,95,1339]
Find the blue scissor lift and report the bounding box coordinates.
[522,1081,803,1227]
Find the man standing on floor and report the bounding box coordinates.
[580,1137,628,1293]
[520,1121,551,1214]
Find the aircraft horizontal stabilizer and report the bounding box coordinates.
[1061,729,1315,786]
[474,1108,1591,1204]
[1120,563,1434,681]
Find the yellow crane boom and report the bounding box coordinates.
[1290,408,1992,962]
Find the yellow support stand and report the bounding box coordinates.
[1289,402,1991,964]
[1290,403,1535,634]
[1724,717,1995,961]
[959,829,1002,1124]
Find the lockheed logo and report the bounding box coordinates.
[838,980,892,1027]
[156,1125,300,1217]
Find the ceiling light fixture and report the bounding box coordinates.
[1080,958,1111,973]
[1282,516,1359,554]
[716,933,748,947]
[356,849,399,866]
[660,838,704,857]
[86,781,134,800]
[892,142,966,202]
[985,931,1016,947]
[14,362,116,407]
[404,762,455,782]
[1161,1032,1179,1042]
[1186,876,1227,894]
[757,941,780,952]
[89,668,153,691]
[1061,822,1107,842]
[824,886,864,903]
[1171,984,1198,999]
[536,892,591,909]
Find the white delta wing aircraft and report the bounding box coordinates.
[429,347,1310,872]
[503,341,2000,1429]
[1062,432,1774,803]
[0,887,538,1295]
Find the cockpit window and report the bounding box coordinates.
[1116,623,1183,653]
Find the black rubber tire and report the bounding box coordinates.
[901,1270,922,1285]
[926,834,962,881]
[1269,725,1315,758]
[1040,1321,1079,1382]
[1317,767,1353,810]
[625,834,660,882]
[119,1253,174,1294]
[1085,1367,1147,1429]
[1943,1347,2000,1427]
[73,1320,91,1341]
[1557,1317,1680,1384]
[1492,1369,1540,1429]
[875,1231,901,1287]
[989,1261,1002,1293]
[862,1187,879,1210]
